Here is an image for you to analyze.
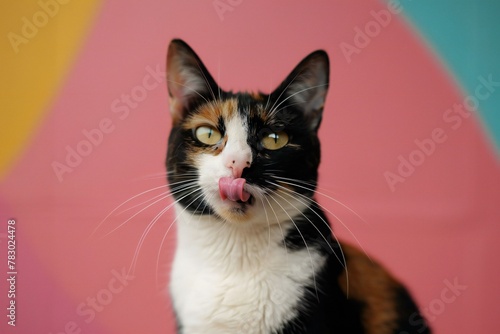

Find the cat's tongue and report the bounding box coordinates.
[219,177,251,202]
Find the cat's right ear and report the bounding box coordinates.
[166,39,219,124]
[270,50,329,132]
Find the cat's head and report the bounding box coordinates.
[166,39,329,225]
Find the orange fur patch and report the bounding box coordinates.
[183,98,238,130]
[338,243,400,334]
[183,98,238,159]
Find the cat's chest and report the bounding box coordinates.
[170,211,325,334]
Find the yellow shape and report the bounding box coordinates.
[0,0,102,180]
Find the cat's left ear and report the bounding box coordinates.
[271,50,329,132]
[166,39,219,125]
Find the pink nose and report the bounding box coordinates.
[226,158,251,178]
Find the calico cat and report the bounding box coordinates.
[165,39,431,334]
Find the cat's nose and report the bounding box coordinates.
[225,151,252,179]
[222,135,253,178]
[226,157,251,179]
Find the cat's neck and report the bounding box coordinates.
[174,205,292,270]
[171,205,326,334]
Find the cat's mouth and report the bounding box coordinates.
[218,177,252,203]
[218,176,259,208]
[236,195,255,206]
[210,177,259,222]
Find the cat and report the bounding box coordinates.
[165,39,431,334]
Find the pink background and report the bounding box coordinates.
[1,1,499,333]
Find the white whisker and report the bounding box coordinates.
[271,177,372,264]
[155,189,212,288]
[273,176,367,224]
[117,180,197,215]
[130,185,203,276]
[261,194,289,262]
[90,184,171,238]
[270,184,349,297]
[266,194,320,301]
[271,184,346,266]
[103,183,199,238]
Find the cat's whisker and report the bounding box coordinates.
[132,172,168,181]
[116,190,170,216]
[155,217,177,290]
[191,192,214,230]
[257,195,274,259]
[273,176,368,225]
[117,180,197,215]
[271,178,372,264]
[275,176,369,224]
[260,161,282,168]
[201,193,214,217]
[105,193,172,239]
[270,185,350,296]
[103,183,199,238]
[154,189,212,288]
[129,200,176,277]
[192,188,213,216]
[90,183,173,238]
[91,174,200,238]
[130,185,204,277]
[266,194,320,301]
[269,185,346,266]
[311,200,370,266]
[261,193,289,262]
[271,184,346,267]
[132,169,197,181]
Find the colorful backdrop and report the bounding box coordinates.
[1,1,499,333]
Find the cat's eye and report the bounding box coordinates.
[261,132,289,150]
[194,126,222,145]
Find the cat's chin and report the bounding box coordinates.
[214,196,256,223]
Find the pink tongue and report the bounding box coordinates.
[219,177,251,202]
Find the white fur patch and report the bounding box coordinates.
[221,115,252,167]
[170,208,325,333]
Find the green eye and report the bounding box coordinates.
[195,126,222,145]
[261,131,289,150]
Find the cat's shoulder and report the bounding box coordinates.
[336,243,431,334]
[340,242,399,292]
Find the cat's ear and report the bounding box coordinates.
[166,39,219,124]
[271,50,329,132]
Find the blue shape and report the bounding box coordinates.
[401,0,500,153]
